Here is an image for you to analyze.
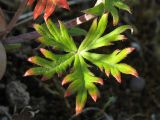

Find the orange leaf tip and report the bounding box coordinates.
[61,76,69,86]
[62,79,66,86]
[126,47,135,54]
[131,70,139,77]
[105,70,110,77]
[91,94,98,102]
[23,69,33,77]
[76,105,82,115]
[114,75,121,83]
[27,0,34,6]
[23,72,29,77]
[44,15,48,22]
[33,13,38,20]
[58,0,70,10]
[97,78,104,85]
[27,57,35,62]
[40,48,46,54]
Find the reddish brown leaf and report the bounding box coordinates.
[33,0,47,19]
[28,0,70,20]
[57,0,70,10]
[44,0,56,21]
[27,0,34,5]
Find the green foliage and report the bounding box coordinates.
[68,27,87,36]
[25,14,137,114]
[83,0,131,25]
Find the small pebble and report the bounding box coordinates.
[129,77,145,92]
[0,106,11,120]
[6,81,30,108]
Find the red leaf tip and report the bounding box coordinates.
[23,69,33,77]
[58,0,70,10]
[40,48,46,53]
[61,76,68,86]
[126,47,135,53]
[91,94,98,102]
[62,79,66,86]
[114,75,121,83]
[33,13,39,20]
[131,70,139,77]
[76,105,82,115]
[97,78,104,85]
[27,0,34,6]
[23,72,30,77]
[27,57,35,62]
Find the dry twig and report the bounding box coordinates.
[3,0,28,37]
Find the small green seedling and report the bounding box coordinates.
[24,13,138,114]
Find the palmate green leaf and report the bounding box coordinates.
[88,25,132,51]
[83,0,131,25]
[82,48,138,83]
[25,52,75,79]
[68,27,87,36]
[82,3,105,16]
[114,1,131,13]
[25,15,137,114]
[63,55,103,114]
[35,19,77,52]
[76,89,87,115]
[81,25,132,51]
[79,13,108,51]
[110,6,119,26]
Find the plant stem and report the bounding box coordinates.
[3,0,28,37]
[1,14,96,44]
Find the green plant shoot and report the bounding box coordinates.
[24,14,138,114]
